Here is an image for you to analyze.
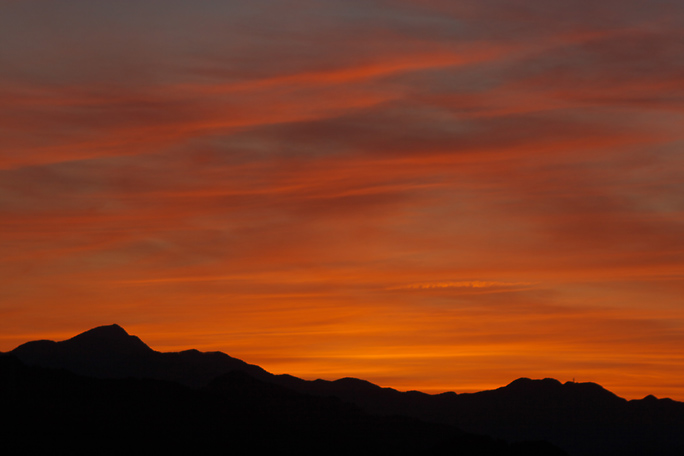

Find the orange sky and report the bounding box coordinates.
[1,0,683,400]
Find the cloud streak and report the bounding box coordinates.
[388,281,537,291]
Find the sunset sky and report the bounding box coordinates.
[1,0,683,400]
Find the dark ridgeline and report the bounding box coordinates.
[8,323,271,387]
[3,325,684,455]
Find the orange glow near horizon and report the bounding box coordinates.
[1,1,684,402]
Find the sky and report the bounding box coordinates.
[1,0,683,400]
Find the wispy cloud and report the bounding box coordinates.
[388,281,537,291]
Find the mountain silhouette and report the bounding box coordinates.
[12,323,153,357]
[5,324,684,456]
[10,323,270,387]
[0,355,564,456]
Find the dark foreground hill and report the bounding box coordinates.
[0,355,561,456]
[6,324,684,455]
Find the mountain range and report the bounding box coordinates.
[3,324,683,455]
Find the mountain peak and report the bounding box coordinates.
[61,324,154,356]
[69,324,130,340]
[505,377,562,391]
